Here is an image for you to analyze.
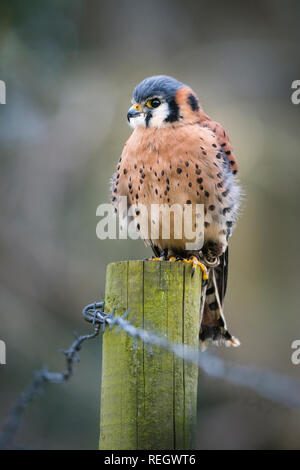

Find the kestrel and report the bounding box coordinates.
[111,75,241,348]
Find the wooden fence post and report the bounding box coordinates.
[99,260,202,450]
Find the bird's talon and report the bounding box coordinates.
[178,256,208,280]
[148,255,208,281]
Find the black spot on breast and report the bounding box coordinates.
[185,161,189,167]
[186,200,191,205]
[177,168,182,174]
[187,94,199,112]
[196,169,201,175]
[197,177,203,184]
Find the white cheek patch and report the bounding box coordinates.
[128,114,146,129]
[149,102,169,128]
[128,102,170,129]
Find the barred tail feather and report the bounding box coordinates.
[199,250,240,350]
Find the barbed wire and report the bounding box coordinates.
[0,319,101,450]
[84,302,300,410]
[1,300,300,449]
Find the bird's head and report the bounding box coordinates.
[127,75,202,129]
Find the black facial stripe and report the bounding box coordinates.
[145,112,153,127]
[187,94,199,111]
[165,98,179,123]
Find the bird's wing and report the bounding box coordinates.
[201,118,238,175]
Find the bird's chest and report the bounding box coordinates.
[119,146,211,210]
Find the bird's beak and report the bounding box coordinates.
[127,103,142,121]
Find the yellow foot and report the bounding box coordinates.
[166,255,208,280]
[182,256,208,281]
[148,256,164,261]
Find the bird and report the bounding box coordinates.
[111,75,241,348]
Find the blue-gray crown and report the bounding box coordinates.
[133,75,185,103]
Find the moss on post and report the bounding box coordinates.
[99,260,202,450]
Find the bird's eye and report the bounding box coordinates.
[146,98,161,109]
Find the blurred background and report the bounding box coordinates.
[0,0,300,450]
